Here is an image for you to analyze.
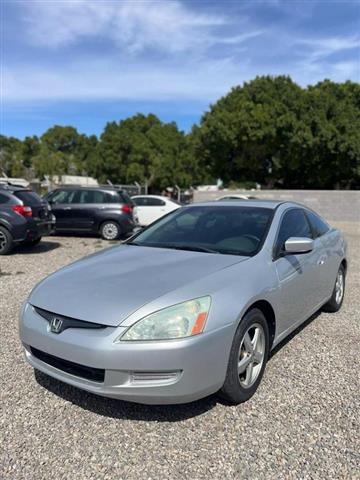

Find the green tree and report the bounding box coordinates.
[0,135,24,177]
[97,113,198,189]
[40,125,90,176]
[0,76,359,189]
[32,147,67,179]
[21,136,40,169]
[194,76,305,186]
[195,76,360,189]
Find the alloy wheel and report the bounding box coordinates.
[238,323,266,388]
[102,222,119,240]
[335,270,344,305]
[0,230,7,251]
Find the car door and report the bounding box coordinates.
[68,189,103,231]
[132,197,167,226]
[273,208,323,337]
[145,197,167,224]
[48,189,77,229]
[163,199,180,216]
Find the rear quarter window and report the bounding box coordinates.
[14,190,42,206]
[0,193,12,204]
[146,198,166,206]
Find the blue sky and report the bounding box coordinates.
[1,0,359,139]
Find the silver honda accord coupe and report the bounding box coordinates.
[19,200,347,405]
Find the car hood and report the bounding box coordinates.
[29,245,248,327]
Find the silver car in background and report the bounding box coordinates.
[19,200,347,405]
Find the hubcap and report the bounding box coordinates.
[0,231,7,251]
[103,223,119,240]
[238,323,266,389]
[335,270,344,304]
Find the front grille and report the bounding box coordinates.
[33,306,106,334]
[30,347,105,383]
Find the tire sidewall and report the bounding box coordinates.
[221,308,270,404]
[324,264,346,312]
[0,226,13,255]
[335,265,346,308]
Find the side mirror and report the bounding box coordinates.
[284,237,314,254]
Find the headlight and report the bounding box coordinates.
[118,296,211,341]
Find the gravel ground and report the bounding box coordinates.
[1,224,359,480]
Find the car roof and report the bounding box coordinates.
[191,199,300,210]
[132,195,170,200]
[0,183,30,194]
[53,186,122,192]
[217,194,250,198]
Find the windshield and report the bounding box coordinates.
[128,205,273,256]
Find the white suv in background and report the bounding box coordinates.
[131,195,180,226]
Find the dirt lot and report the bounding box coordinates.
[1,223,359,479]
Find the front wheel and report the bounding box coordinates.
[220,308,270,404]
[323,264,346,312]
[100,221,121,240]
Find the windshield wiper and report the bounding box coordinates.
[127,242,219,254]
[157,244,219,254]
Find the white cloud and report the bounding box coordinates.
[297,35,360,61]
[4,51,358,106]
[215,31,264,45]
[22,0,231,53]
[4,2,358,107]
[3,58,249,102]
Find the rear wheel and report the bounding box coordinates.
[220,308,270,404]
[100,221,121,240]
[0,226,14,255]
[323,264,346,312]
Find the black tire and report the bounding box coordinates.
[100,221,121,240]
[0,226,14,255]
[323,264,346,313]
[23,236,42,246]
[220,308,270,404]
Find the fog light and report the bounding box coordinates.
[131,371,181,385]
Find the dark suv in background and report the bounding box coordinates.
[44,186,138,240]
[0,184,55,255]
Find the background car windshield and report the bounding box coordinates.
[130,206,272,256]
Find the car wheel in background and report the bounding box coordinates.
[220,308,270,404]
[323,264,346,312]
[0,226,14,255]
[100,221,121,240]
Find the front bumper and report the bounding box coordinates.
[19,303,233,404]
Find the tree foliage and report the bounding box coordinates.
[196,76,360,188]
[1,77,359,189]
[94,114,205,189]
